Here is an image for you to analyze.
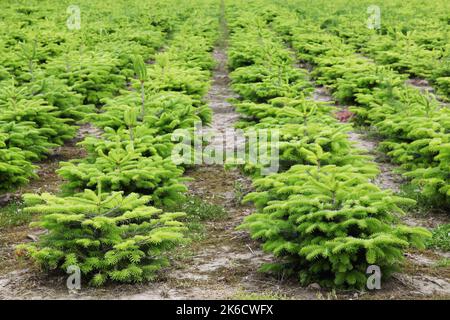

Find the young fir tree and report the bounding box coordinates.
[0,134,37,192]
[45,52,125,105]
[87,91,211,135]
[80,125,174,160]
[17,188,187,286]
[239,165,431,288]
[131,54,148,121]
[0,121,57,161]
[56,144,187,207]
[0,95,75,145]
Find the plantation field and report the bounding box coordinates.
[0,0,449,301]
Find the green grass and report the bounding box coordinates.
[165,195,229,261]
[166,195,228,222]
[427,223,450,252]
[0,202,30,229]
[164,195,228,240]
